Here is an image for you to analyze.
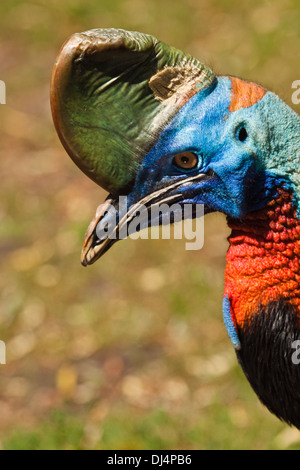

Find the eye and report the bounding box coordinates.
[172,152,199,170]
[237,126,248,142]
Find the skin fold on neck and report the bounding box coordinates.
[224,188,300,327]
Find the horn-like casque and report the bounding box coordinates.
[51,28,215,194]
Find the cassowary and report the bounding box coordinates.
[51,29,300,428]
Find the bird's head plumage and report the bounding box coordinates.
[51,28,300,429]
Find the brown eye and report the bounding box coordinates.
[172,152,198,170]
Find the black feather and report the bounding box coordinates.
[236,299,300,429]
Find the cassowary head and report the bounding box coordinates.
[51,29,300,428]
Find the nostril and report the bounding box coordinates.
[238,126,248,142]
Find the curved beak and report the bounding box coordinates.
[81,198,116,266]
[81,172,207,266]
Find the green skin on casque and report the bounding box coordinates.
[51,28,215,195]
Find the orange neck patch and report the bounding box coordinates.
[229,77,267,113]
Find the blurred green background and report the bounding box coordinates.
[0,0,300,450]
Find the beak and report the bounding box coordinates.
[81,198,116,266]
[81,173,207,266]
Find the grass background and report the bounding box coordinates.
[0,0,300,450]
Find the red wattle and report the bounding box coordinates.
[224,189,300,326]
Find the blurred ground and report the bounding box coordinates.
[0,0,300,450]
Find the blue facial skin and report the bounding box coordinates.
[127,76,292,222]
[98,75,300,237]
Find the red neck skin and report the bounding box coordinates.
[224,189,300,326]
